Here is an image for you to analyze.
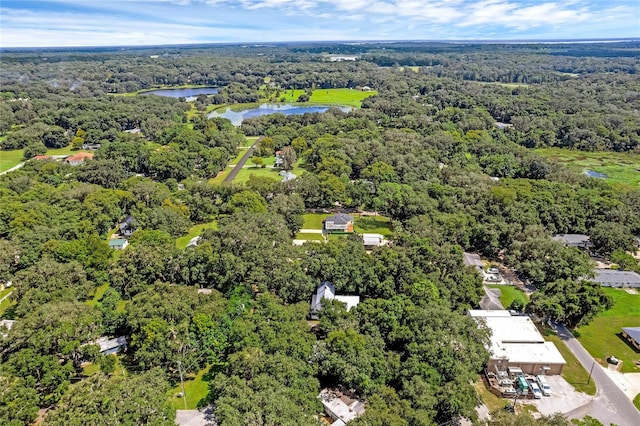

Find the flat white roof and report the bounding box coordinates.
[334,295,360,311]
[471,310,566,366]
[468,310,512,317]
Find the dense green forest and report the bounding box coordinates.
[1,41,639,425]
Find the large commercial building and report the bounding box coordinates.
[469,310,566,375]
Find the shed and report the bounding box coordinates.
[362,233,385,249]
[622,327,640,351]
[109,239,129,250]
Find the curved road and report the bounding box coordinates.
[555,323,640,426]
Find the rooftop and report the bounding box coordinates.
[65,152,94,162]
[552,233,591,245]
[470,310,566,365]
[319,388,365,423]
[109,238,128,246]
[92,336,127,352]
[622,327,640,344]
[463,252,483,268]
[325,214,353,224]
[594,269,640,286]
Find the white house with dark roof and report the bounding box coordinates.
[323,214,354,233]
[552,234,592,248]
[310,281,360,319]
[593,269,640,288]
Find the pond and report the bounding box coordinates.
[141,87,218,100]
[208,103,353,126]
[584,170,607,179]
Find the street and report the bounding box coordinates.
[555,323,640,426]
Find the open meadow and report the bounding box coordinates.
[535,148,640,190]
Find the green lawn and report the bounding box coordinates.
[85,283,111,307]
[233,164,305,184]
[275,88,377,107]
[230,147,250,165]
[168,366,211,410]
[353,215,393,236]
[1,146,93,173]
[0,294,15,318]
[302,213,326,230]
[576,288,640,373]
[473,377,504,412]
[486,285,529,309]
[176,221,218,249]
[294,232,324,241]
[634,393,640,411]
[544,332,597,395]
[535,148,640,190]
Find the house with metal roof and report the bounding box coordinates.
[622,327,640,351]
[593,269,640,288]
[552,234,592,248]
[109,238,129,250]
[310,281,360,319]
[463,252,484,274]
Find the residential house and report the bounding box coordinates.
[64,152,94,166]
[593,269,640,288]
[119,215,135,237]
[319,388,365,424]
[463,252,484,274]
[0,319,15,338]
[468,310,566,375]
[310,281,360,320]
[124,128,142,136]
[362,233,385,249]
[621,327,640,351]
[109,239,129,250]
[91,336,127,355]
[323,214,354,233]
[32,155,51,160]
[552,234,592,248]
[494,122,514,130]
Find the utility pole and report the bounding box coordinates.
[587,361,595,385]
[177,360,187,410]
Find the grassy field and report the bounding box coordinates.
[353,215,393,236]
[486,285,529,309]
[233,164,305,184]
[302,213,326,229]
[294,232,324,241]
[275,88,377,107]
[535,148,640,190]
[576,288,640,373]
[544,332,597,395]
[168,367,211,410]
[634,393,640,411]
[176,221,218,249]
[1,146,92,173]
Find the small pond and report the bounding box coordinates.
[208,103,353,126]
[584,170,607,179]
[141,87,218,100]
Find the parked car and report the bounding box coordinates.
[529,382,542,399]
[486,275,501,282]
[487,267,500,274]
[536,375,552,396]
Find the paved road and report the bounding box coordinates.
[223,141,258,183]
[556,323,640,426]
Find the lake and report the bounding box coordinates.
[141,87,218,100]
[208,103,353,126]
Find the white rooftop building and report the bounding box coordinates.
[310,282,360,319]
[319,388,365,424]
[469,310,566,375]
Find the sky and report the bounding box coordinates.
[0,0,639,47]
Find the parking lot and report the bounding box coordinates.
[520,375,592,416]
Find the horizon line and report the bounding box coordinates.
[1,37,639,51]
